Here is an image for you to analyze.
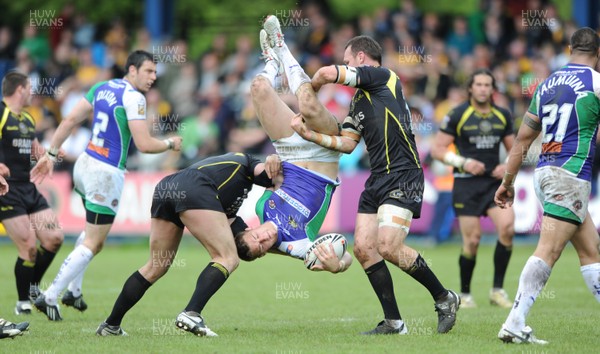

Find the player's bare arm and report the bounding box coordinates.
[291,113,358,153]
[128,120,182,153]
[30,98,93,184]
[312,65,361,92]
[431,130,485,175]
[495,112,541,208]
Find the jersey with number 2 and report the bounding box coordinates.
[529,63,600,181]
[84,79,146,170]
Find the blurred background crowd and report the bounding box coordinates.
[0,0,598,177]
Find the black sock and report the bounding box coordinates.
[493,241,512,289]
[184,262,230,314]
[365,260,401,320]
[106,271,152,326]
[32,245,57,285]
[15,257,35,301]
[405,255,447,300]
[459,253,476,294]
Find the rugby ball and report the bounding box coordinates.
[304,233,347,269]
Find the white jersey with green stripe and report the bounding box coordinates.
[529,63,600,180]
[84,79,146,170]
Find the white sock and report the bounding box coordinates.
[581,263,600,302]
[258,60,279,89]
[67,232,87,297]
[384,319,404,329]
[275,43,310,95]
[504,256,551,332]
[44,245,94,306]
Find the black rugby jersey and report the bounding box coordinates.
[0,101,36,182]
[342,66,421,174]
[440,101,513,177]
[187,152,272,218]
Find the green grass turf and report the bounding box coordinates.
[0,238,594,353]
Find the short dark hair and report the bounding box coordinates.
[345,35,382,65]
[234,231,257,262]
[2,71,28,97]
[124,50,154,73]
[570,27,600,55]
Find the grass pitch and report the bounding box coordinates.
[0,237,595,353]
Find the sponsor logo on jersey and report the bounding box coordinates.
[286,244,293,254]
[112,199,119,207]
[287,216,299,229]
[268,199,276,209]
[479,120,492,133]
[18,122,28,135]
[87,141,110,157]
[274,189,310,218]
[573,200,583,211]
[138,103,145,115]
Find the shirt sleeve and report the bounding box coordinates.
[246,153,273,188]
[439,109,460,137]
[122,89,147,121]
[85,81,107,103]
[527,84,541,117]
[354,66,390,91]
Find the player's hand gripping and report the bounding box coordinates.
[311,243,342,273]
[290,113,310,140]
[264,154,282,180]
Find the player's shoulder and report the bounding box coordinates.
[447,101,471,118]
[491,104,511,118]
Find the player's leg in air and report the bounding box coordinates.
[252,29,296,141]
[262,15,339,136]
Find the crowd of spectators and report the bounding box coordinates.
[0,0,594,176]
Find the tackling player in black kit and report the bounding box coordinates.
[97,152,278,337]
[431,69,515,309]
[292,35,459,335]
[0,72,63,315]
